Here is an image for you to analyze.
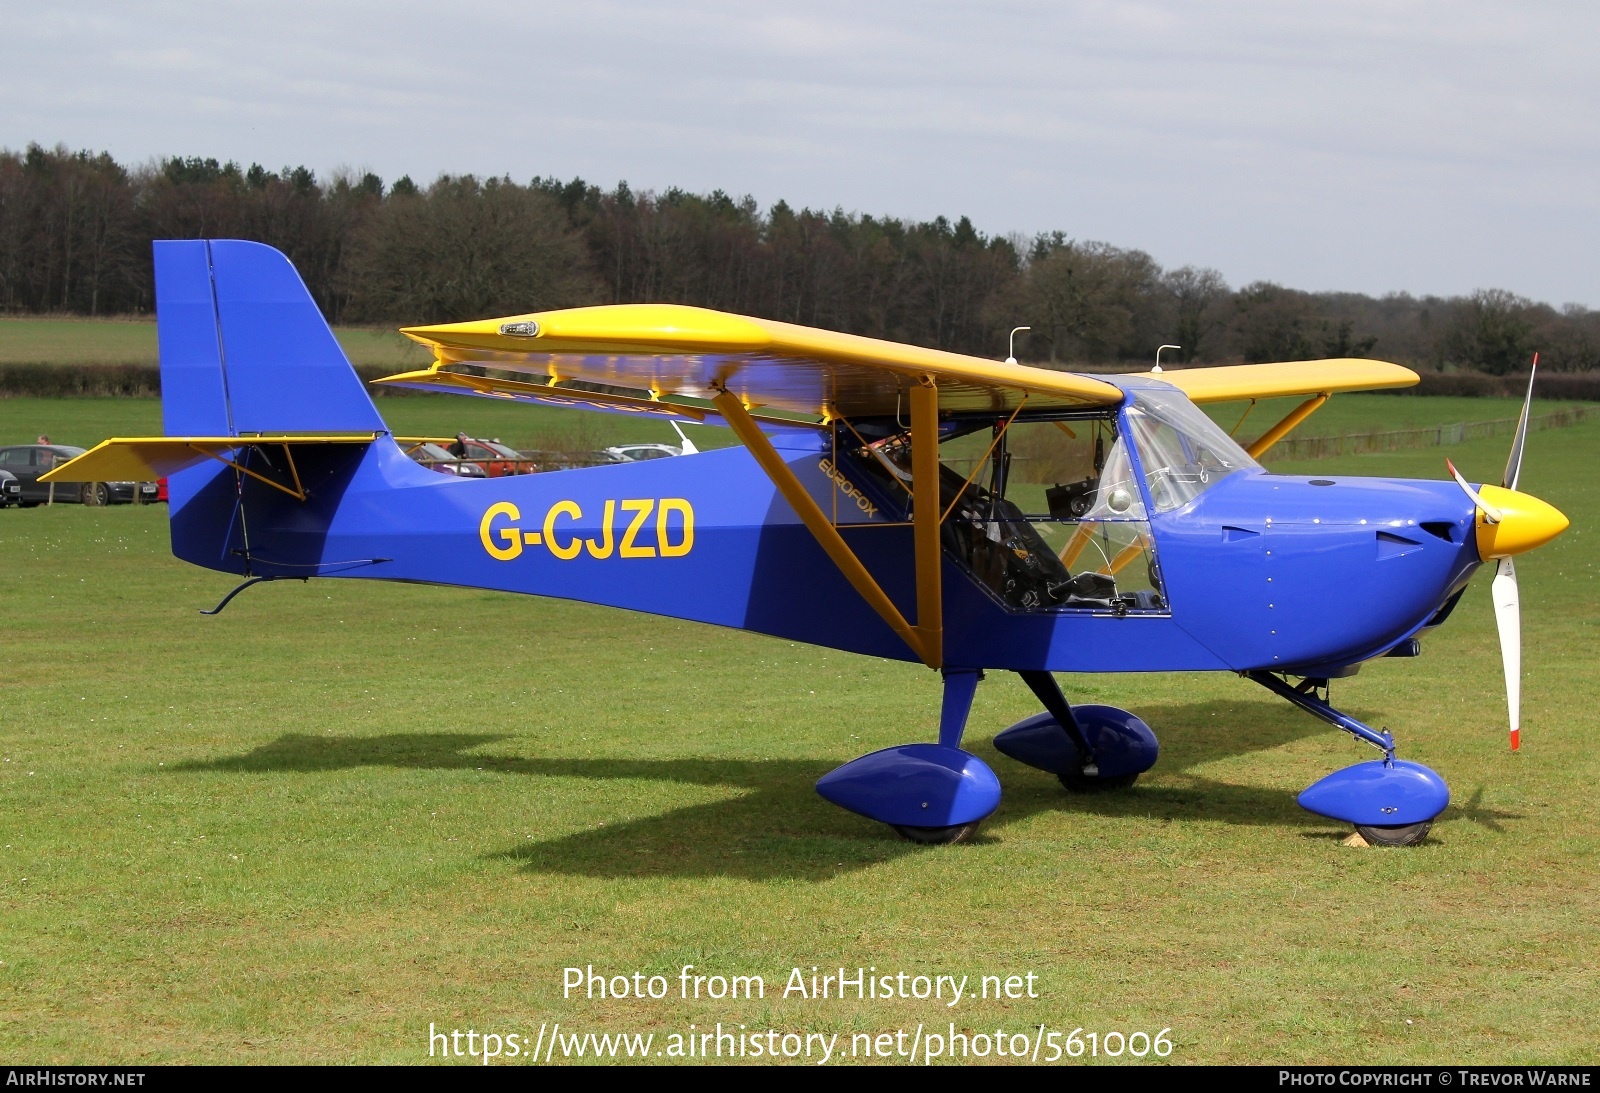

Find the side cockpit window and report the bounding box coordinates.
[1124,387,1260,513]
[841,411,1167,615]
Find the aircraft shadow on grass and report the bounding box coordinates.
[1448,785,1522,833]
[167,697,1424,881]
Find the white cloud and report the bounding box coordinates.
[1,0,1596,303]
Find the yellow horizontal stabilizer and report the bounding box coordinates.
[40,434,379,483]
[401,304,1123,419]
[1128,359,1418,404]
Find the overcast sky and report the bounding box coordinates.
[5,1,1597,306]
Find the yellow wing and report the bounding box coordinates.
[387,304,1123,419]
[1125,358,1418,403]
[1120,358,1418,459]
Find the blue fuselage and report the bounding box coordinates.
[171,427,1481,677]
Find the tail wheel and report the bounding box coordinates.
[892,822,980,845]
[80,482,110,506]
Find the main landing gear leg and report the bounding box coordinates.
[814,669,1002,846]
[1248,671,1449,847]
[1018,670,1100,778]
[994,671,1159,790]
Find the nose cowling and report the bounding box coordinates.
[1474,484,1570,560]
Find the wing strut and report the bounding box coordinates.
[909,379,943,667]
[712,385,943,669]
[1245,393,1328,459]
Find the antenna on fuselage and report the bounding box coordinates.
[1153,344,1181,374]
[1006,327,1031,366]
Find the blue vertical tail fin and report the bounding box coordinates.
[156,239,390,574]
[156,239,388,436]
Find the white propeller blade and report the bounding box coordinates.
[1504,354,1538,492]
[1446,458,1504,523]
[1449,354,1540,751]
[1492,557,1521,751]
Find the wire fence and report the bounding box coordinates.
[1261,405,1598,461]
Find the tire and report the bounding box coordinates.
[1057,769,1140,792]
[80,482,109,506]
[892,822,981,845]
[1355,821,1432,847]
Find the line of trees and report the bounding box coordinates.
[3,142,1597,373]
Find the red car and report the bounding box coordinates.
[455,438,535,477]
[403,442,488,478]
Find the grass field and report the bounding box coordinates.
[0,317,433,370]
[0,390,1588,462]
[6,314,1593,471]
[0,394,720,455]
[0,395,1596,1065]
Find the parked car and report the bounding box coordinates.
[0,444,158,505]
[512,449,623,472]
[604,442,686,462]
[456,438,535,477]
[0,469,19,507]
[403,442,488,478]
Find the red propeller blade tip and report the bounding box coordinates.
[1510,729,1521,751]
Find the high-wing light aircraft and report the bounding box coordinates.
[47,241,1570,847]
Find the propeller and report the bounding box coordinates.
[1444,355,1559,751]
[1492,556,1520,751]
[1446,458,1504,522]
[1494,358,1538,750]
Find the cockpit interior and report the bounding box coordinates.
[838,387,1260,615]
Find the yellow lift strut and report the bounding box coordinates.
[1246,393,1329,460]
[713,383,945,670]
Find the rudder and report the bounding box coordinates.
[155,239,389,575]
[155,239,387,436]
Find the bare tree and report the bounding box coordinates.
[1161,266,1229,362]
[1024,237,1157,363]
[1443,289,1536,375]
[345,175,601,322]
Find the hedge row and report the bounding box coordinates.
[1397,371,1600,400]
[2,362,1597,402]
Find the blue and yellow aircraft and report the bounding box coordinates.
[46,240,1570,846]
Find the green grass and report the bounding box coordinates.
[2,390,1582,466]
[0,397,1596,1064]
[0,396,727,455]
[4,317,1586,443]
[1212,394,1587,446]
[0,317,433,369]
